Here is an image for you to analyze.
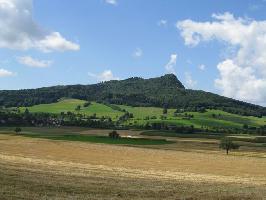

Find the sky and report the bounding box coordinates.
[0,0,266,106]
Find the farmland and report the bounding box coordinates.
[20,99,123,120]
[19,98,266,129]
[3,99,265,199]
[1,127,266,199]
[1,1,266,199]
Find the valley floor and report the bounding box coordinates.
[1,134,266,199]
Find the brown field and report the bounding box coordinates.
[1,130,266,199]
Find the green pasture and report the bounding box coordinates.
[20,99,123,119]
[19,99,266,129]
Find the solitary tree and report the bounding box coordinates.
[83,102,91,107]
[75,105,81,113]
[24,108,30,115]
[163,107,168,115]
[220,137,239,155]
[109,130,120,139]
[243,124,249,129]
[14,127,22,134]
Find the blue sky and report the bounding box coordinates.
[1,0,266,105]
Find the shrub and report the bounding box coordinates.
[75,105,81,112]
[14,127,22,134]
[109,130,120,139]
[83,102,91,107]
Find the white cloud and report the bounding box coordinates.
[215,59,266,103]
[0,0,79,52]
[88,70,119,82]
[105,0,117,5]
[165,54,177,74]
[17,56,52,68]
[185,72,197,88]
[132,48,143,58]
[198,64,206,71]
[177,12,266,105]
[158,19,167,27]
[0,68,14,77]
[36,32,79,53]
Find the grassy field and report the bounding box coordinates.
[1,128,266,199]
[118,105,266,129]
[20,99,124,119]
[19,98,266,129]
[118,104,177,118]
[1,126,266,155]
[23,134,174,145]
[141,130,222,139]
[0,127,173,146]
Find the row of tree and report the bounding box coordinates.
[1,109,266,135]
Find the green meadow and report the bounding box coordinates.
[20,98,266,129]
[20,99,123,119]
[23,134,174,145]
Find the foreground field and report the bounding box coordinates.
[1,129,266,199]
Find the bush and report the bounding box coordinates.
[75,105,81,112]
[83,102,91,107]
[109,130,120,139]
[14,127,22,134]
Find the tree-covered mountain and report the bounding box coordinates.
[0,74,265,117]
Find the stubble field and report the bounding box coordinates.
[1,130,266,199]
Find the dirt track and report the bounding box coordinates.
[1,134,266,199]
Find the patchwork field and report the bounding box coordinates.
[1,127,266,199]
[19,99,266,129]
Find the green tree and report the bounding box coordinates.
[14,127,22,134]
[24,108,30,115]
[219,137,239,155]
[75,105,81,113]
[163,107,168,115]
[243,124,248,129]
[109,130,120,139]
[83,102,91,107]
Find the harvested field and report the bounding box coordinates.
[1,134,266,199]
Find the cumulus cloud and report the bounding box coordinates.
[0,0,79,52]
[132,48,143,58]
[165,54,177,74]
[177,12,266,105]
[17,56,52,68]
[158,19,167,27]
[215,59,266,103]
[105,0,117,5]
[88,70,119,82]
[185,72,197,88]
[198,64,206,71]
[0,68,14,77]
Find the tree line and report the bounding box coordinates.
[0,74,265,117]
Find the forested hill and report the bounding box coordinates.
[0,74,265,117]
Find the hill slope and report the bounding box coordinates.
[1,74,266,117]
[20,99,123,119]
[19,99,266,129]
